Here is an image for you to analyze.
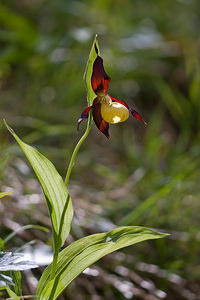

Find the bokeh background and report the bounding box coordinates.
[1,0,200,299]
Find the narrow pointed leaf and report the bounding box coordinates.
[36,226,168,299]
[5,121,73,249]
[119,172,189,226]
[0,192,13,199]
[9,271,21,296]
[0,286,20,300]
[0,238,4,251]
[4,224,49,245]
[84,35,100,105]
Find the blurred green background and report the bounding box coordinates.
[0,0,200,299]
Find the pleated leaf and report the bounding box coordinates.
[5,121,73,249]
[36,226,168,299]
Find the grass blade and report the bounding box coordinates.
[0,192,13,199]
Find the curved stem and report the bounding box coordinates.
[49,114,92,282]
[64,112,92,186]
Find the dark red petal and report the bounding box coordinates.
[77,105,92,131]
[130,108,148,125]
[110,96,129,109]
[93,99,110,138]
[91,56,111,95]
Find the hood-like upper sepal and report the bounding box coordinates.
[91,55,111,95]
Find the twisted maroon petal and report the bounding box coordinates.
[110,96,147,125]
[93,98,110,138]
[110,96,129,109]
[77,105,93,131]
[130,108,147,125]
[91,56,111,95]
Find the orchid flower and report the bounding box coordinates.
[78,44,147,138]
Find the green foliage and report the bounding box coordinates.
[0,286,20,300]
[119,168,194,226]
[3,224,49,245]
[3,38,169,299]
[0,192,13,199]
[1,271,22,297]
[36,226,167,300]
[0,4,37,43]
[1,1,200,297]
[5,121,73,252]
[64,36,99,185]
[84,35,99,106]
[10,271,21,297]
[0,238,4,252]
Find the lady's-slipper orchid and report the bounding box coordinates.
[78,44,147,138]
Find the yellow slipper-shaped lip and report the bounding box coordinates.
[101,102,129,124]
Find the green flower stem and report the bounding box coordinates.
[50,194,70,281]
[49,112,92,282]
[50,249,58,281]
[64,111,93,187]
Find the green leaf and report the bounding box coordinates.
[36,226,168,299]
[0,238,4,252]
[4,224,49,245]
[0,286,20,300]
[84,34,99,105]
[0,271,21,296]
[0,192,13,199]
[5,121,73,250]
[9,271,21,296]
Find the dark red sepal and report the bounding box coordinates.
[77,105,92,131]
[93,99,110,138]
[91,56,111,95]
[110,96,129,109]
[130,108,147,125]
